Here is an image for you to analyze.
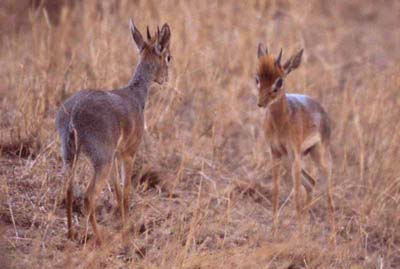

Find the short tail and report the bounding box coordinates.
[61,121,80,167]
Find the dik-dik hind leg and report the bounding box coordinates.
[301,168,316,209]
[121,155,135,218]
[60,133,80,239]
[111,157,124,221]
[62,163,75,239]
[84,162,112,244]
[310,144,335,234]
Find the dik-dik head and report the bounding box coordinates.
[130,19,172,84]
[255,43,303,107]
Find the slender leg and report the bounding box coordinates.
[269,148,282,231]
[63,164,75,239]
[122,155,134,218]
[324,151,334,216]
[62,127,79,240]
[291,153,303,222]
[111,157,124,221]
[310,144,336,236]
[301,168,316,209]
[84,162,111,244]
[271,160,280,220]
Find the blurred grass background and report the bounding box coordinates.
[0,0,399,268]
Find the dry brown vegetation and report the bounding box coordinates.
[1,0,400,268]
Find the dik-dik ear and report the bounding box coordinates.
[155,23,171,55]
[257,43,268,58]
[275,48,282,68]
[146,26,152,42]
[283,49,303,76]
[130,18,146,52]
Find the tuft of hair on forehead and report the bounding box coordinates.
[257,55,284,80]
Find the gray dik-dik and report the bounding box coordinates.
[56,18,172,243]
[255,43,334,228]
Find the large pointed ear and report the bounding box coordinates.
[146,25,152,42]
[155,23,171,55]
[130,18,145,52]
[257,43,268,58]
[283,49,303,75]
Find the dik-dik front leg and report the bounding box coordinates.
[121,154,135,221]
[291,151,303,222]
[270,148,282,223]
[63,164,75,239]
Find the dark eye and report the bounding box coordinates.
[166,55,171,63]
[275,77,283,89]
[255,76,260,86]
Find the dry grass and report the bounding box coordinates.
[1,0,400,268]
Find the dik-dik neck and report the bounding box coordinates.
[268,93,290,126]
[127,60,155,109]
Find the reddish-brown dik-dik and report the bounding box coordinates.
[56,19,172,243]
[255,43,334,225]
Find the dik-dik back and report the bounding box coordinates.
[56,89,144,168]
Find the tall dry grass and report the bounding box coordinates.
[0,0,399,268]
